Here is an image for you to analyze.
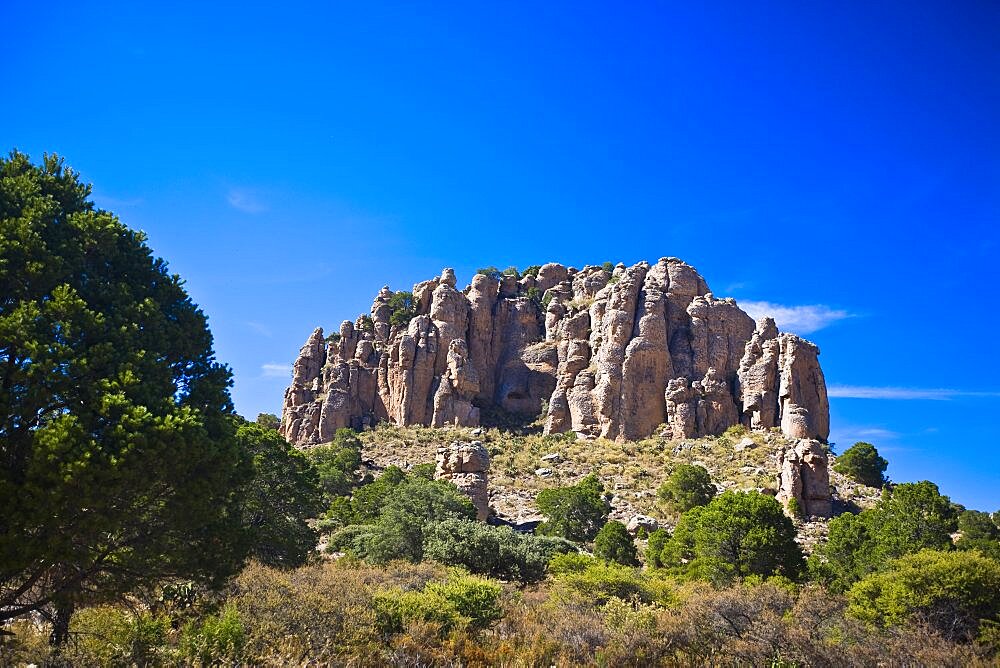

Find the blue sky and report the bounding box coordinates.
[3,1,998,510]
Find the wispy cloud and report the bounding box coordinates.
[739,300,851,334]
[227,188,267,214]
[261,363,292,378]
[246,321,272,338]
[828,385,1000,400]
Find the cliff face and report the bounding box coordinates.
[280,258,829,447]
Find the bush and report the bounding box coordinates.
[388,291,417,328]
[593,521,639,566]
[847,549,1000,641]
[327,524,378,556]
[351,465,407,522]
[423,519,575,581]
[536,474,610,542]
[657,464,716,513]
[553,560,653,605]
[658,491,804,584]
[306,428,363,500]
[373,573,503,634]
[834,442,888,487]
[955,510,1000,560]
[645,528,670,568]
[476,266,503,281]
[812,481,958,592]
[180,603,246,665]
[364,477,476,563]
[63,606,171,666]
[238,422,325,568]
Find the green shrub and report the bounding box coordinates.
[351,465,407,522]
[657,464,716,513]
[812,481,958,592]
[594,520,639,566]
[548,551,598,575]
[373,573,502,634]
[955,509,1000,560]
[239,422,325,567]
[66,606,171,666]
[834,442,888,487]
[364,477,476,563]
[645,528,670,568]
[536,474,610,542]
[180,603,245,665]
[327,523,377,555]
[847,549,1000,641]
[423,518,575,581]
[306,428,363,500]
[476,266,503,281]
[388,291,417,328]
[409,462,436,480]
[658,491,803,584]
[553,561,652,605]
[787,496,803,519]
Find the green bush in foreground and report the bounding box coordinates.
[811,481,958,592]
[657,491,804,584]
[373,572,503,634]
[847,549,1000,642]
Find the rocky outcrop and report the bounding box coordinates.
[435,440,490,520]
[777,439,832,517]
[280,258,830,447]
[736,317,830,442]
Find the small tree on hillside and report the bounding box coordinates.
[536,475,610,542]
[658,491,804,583]
[811,480,958,592]
[657,464,716,513]
[593,520,639,566]
[304,428,363,500]
[833,442,888,487]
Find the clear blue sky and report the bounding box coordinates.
[3,1,998,510]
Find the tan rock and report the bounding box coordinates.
[280,260,830,448]
[435,440,490,520]
[777,439,832,517]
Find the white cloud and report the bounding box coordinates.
[246,321,272,337]
[261,363,292,378]
[227,189,267,214]
[738,300,851,334]
[828,385,1000,400]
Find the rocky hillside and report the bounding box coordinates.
[342,422,868,551]
[280,258,829,449]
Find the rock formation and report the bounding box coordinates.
[776,439,833,517]
[435,440,490,520]
[280,258,830,448]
